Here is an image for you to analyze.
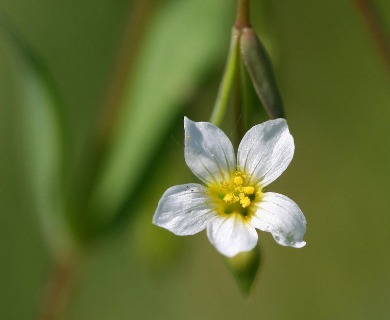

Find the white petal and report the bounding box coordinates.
[206,215,258,257]
[153,184,214,235]
[251,192,306,248]
[237,119,294,187]
[184,117,235,185]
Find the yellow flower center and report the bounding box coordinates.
[208,171,263,220]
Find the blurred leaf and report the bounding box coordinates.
[86,0,234,232]
[240,27,285,119]
[0,18,72,255]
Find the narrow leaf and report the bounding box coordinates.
[0,18,73,255]
[85,0,233,233]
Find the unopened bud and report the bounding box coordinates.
[240,27,285,119]
[225,245,261,297]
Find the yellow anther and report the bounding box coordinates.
[235,170,245,177]
[223,193,234,202]
[209,171,259,218]
[233,176,243,186]
[221,180,229,188]
[243,186,255,195]
[240,197,251,208]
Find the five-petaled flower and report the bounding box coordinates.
[153,117,306,257]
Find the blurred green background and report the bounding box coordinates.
[1,0,390,319]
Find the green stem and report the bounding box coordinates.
[210,0,252,126]
[354,0,390,76]
[210,29,240,126]
[97,0,156,144]
[36,251,81,320]
[71,0,157,239]
[235,0,251,29]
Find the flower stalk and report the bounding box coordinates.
[235,0,251,29]
[209,29,240,126]
[36,251,81,320]
[354,0,390,76]
[210,0,284,131]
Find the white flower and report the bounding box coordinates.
[153,117,306,257]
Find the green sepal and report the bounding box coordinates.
[240,27,285,119]
[225,245,261,297]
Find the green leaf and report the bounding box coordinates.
[0,18,72,255]
[240,27,285,119]
[85,0,233,233]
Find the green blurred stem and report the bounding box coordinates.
[97,0,156,144]
[72,0,157,239]
[354,0,390,76]
[235,0,251,29]
[36,251,81,320]
[210,29,240,126]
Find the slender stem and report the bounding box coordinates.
[354,0,390,76]
[235,0,251,29]
[72,0,156,237]
[97,0,156,144]
[36,251,81,320]
[210,0,251,126]
[233,59,244,144]
[210,29,241,126]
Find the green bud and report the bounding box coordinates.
[240,27,285,119]
[225,245,261,297]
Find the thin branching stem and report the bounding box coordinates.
[36,251,81,320]
[354,0,390,77]
[72,0,157,238]
[37,2,158,319]
[97,0,156,144]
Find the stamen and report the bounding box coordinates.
[243,186,255,195]
[221,180,229,188]
[233,176,243,186]
[223,192,240,204]
[212,171,258,216]
[223,193,234,202]
[239,193,251,208]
